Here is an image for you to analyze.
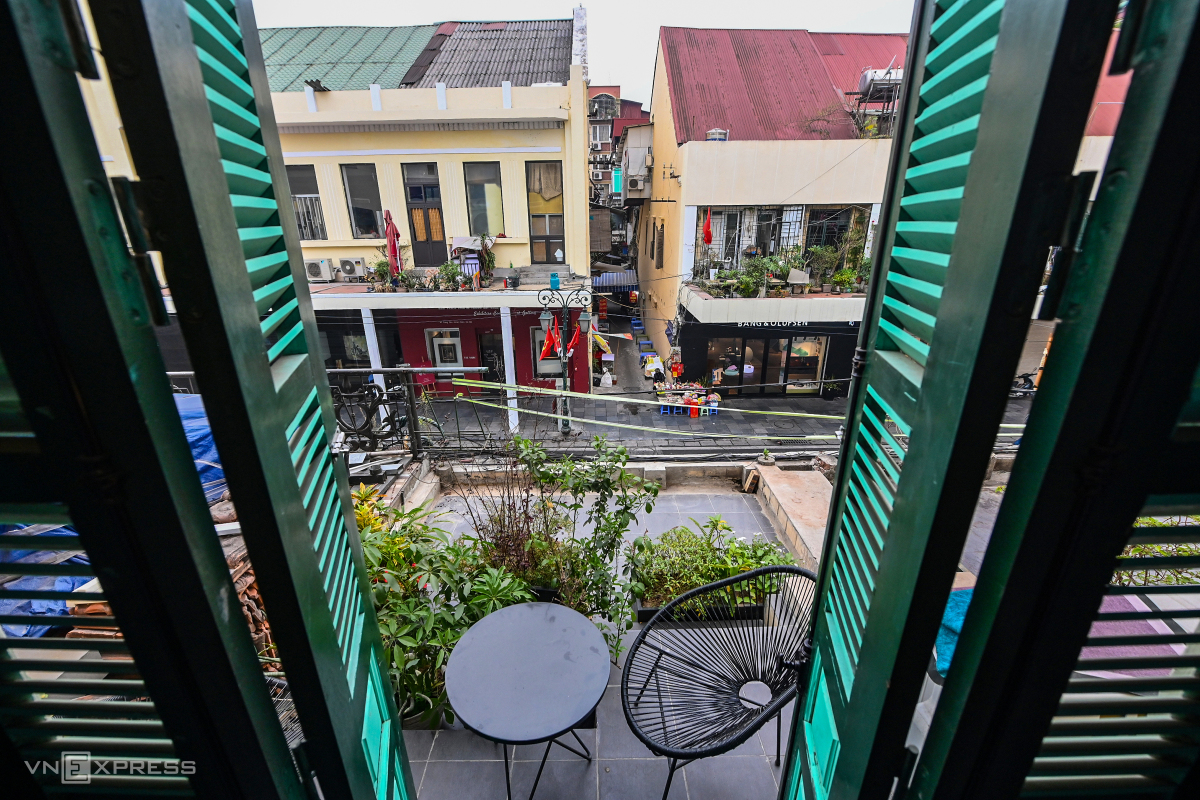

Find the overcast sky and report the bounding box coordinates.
[250,0,915,105]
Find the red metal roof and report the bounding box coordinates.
[659,27,907,143]
[1086,31,1129,136]
[811,32,908,98]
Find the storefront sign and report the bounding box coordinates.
[736,321,808,328]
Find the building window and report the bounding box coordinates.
[464,162,504,236]
[286,164,327,241]
[786,336,827,394]
[531,330,563,377]
[590,124,611,143]
[590,94,618,119]
[805,207,855,251]
[656,223,665,268]
[340,163,384,239]
[425,329,462,375]
[526,161,565,264]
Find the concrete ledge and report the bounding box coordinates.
[752,466,832,572]
[434,461,743,490]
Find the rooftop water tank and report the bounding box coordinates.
[706,128,728,141]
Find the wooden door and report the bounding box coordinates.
[404,164,447,267]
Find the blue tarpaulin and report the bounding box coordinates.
[175,393,226,502]
[0,524,92,637]
[0,394,227,637]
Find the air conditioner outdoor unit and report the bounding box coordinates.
[590,142,602,151]
[590,170,605,181]
[627,177,643,190]
[338,257,365,280]
[305,259,333,282]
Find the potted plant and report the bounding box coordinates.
[627,517,793,623]
[832,268,856,294]
[396,270,419,292]
[758,448,776,466]
[437,261,463,293]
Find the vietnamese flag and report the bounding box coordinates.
[565,324,580,353]
[540,316,561,360]
[703,208,713,245]
[539,326,557,360]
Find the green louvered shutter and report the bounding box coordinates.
[906,2,1200,796]
[0,0,307,796]
[780,0,1121,797]
[86,1,413,798]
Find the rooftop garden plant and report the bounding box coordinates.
[625,515,795,609]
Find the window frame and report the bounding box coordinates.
[525,161,566,265]
[340,163,384,239]
[286,164,327,241]
[463,161,505,237]
[425,328,463,376]
[531,329,563,377]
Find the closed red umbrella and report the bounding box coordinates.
[384,209,401,276]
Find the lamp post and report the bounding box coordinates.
[538,286,592,433]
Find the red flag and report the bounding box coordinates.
[703,208,712,245]
[565,324,580,353]
[539,325,557,360]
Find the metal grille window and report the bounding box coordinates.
[656,223,665,267]
[805,206,854,250]
[340,163,384,238]
[464,162,504,236]
[779,206,804,258]
[286,164,327,241]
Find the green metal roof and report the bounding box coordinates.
[258,25,440,92]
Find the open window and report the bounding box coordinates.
[340,163,384,238]
[464,162,504,236]
[526,161,565,264]
[286,164,327,241]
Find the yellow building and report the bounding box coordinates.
[261,20,591,280]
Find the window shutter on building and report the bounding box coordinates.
[0,2,309,794]
[656,223,665,267]
[781,0,1134,797]
[79,1,415,798]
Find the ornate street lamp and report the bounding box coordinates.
[538,286,592,433]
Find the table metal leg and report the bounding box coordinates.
[528,740,553,800]
[550,730,592,761]
[504,743,512,800]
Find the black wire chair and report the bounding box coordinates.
[621,565,817,799]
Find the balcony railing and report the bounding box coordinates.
[292,194,327,241]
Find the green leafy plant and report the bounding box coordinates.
[804,245,840,285]
[353,484,533,727]
[456,435,660,661]
[437,261,464,292]
[1112,515,1200,587]
[628,516,794,608]
[832,268,856,289]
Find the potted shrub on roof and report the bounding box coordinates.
[626,516,794,623]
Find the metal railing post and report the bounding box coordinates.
[403,369,422,458]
